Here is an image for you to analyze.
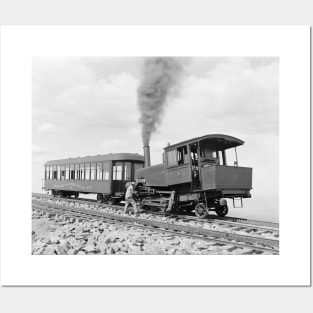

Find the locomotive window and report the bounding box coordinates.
[85,163,90,180]
[177,146,188,165]
[113,162,123,180]
[124,162,132,181]
[90,163,96,180]
[61,165,65,180]
[70,164,75,180]
[167,150,177,167]
[75,164,79,180]
[57,165,61,180]
[79,163,85,180]
[65,164,70,180]
[103,161,110,180]
[96,163,103,180]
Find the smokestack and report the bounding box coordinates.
[143,145,151,168]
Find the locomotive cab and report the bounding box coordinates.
[163,134,252,217]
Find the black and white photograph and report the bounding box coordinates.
[32,56,279,255]
[1,25,310,287]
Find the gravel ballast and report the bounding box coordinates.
[32,209,264,255]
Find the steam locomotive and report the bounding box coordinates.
[43,134,252,218]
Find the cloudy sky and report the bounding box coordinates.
[32,57,279,222]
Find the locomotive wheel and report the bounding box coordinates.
[215,205,229,217]
[194,203,209,218]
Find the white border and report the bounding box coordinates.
[0,26,310,286]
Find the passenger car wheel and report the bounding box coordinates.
[215,205,229,217]
[194,203,209,218]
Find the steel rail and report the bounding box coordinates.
[32,198,279,250]
[32,193,279,231]
[32,203,278,254]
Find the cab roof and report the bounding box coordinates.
[164,134,244,151]
[44,153,144,166]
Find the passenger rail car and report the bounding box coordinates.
[43,153,144,202]
[135,134,253,218]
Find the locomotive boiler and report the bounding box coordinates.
[135,134,252,218]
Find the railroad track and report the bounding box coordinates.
[32,193,279,229]
[32,203,277,254]
[32,193,279,241]
[32,196,279,252]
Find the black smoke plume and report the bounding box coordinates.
[137,57,184,146]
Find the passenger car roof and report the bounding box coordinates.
[164,134,244,151]
[44,153,144,166]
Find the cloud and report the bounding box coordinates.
[38,122,65,133]
[33,58,139,132]
[158,57,279,141]
[32,145,50,154]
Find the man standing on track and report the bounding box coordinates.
[124,182,139,216]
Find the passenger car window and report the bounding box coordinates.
[70,164,75,180]
[79,164,85,180]
[53,166,57,180]
[90,163,96,180]
[124,162,132,181]
[103,162,110,180]
[65,165,70,180]
[96,163,103,180]
[75,164,79,180]
[45,166,50,180]
[85,163,90,180]
[61,165,65,180]
[113,162,123,180]
[57,165,61,180]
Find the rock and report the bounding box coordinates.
[49,233,60,244]
[77,251,86,255]
[143,246,165,254]
[168,248,178,254]
[104,237,111,245]
[201,249,215,255]
[85,238,96,247]
[110,243,121,253]
[84,245,100,253]
[179,240,195,251]
[169,239,180,245]
[174,248,190,255]
[106,247,115,254]
[42,245,56,255]
[55,245,67,255]
[194,241,212,250]
[75,233,90,240]
[128,245,143,254]
[92,221,100,228]
[135,238,145,244]
[120,243,129,253]
[67,237,82,249]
